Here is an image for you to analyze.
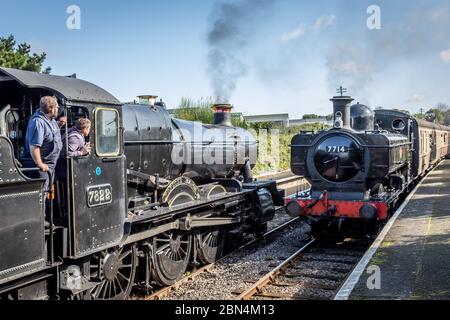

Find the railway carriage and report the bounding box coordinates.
[0,68,283,300]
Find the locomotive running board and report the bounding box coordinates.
[122,215,241,245]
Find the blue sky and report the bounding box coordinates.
[2,0,450,118]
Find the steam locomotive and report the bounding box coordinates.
[0,68,283,300]
[286,90,450,236]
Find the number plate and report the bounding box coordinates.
[87,184,113,208]
[326,146,348,153]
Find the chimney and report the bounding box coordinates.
[330,88,354,129]
[212,104,233,126]
[138,95,158,106]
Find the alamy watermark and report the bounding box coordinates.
[367,5,382,30]
[64,5,380,31]
[170,125,281,170]
[366,265,381,290]
[65,265,82,290]
[67,5,81,30]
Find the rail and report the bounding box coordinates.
[237,238,317,300]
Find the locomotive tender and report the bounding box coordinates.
[0,68,283,299]
[286,90,450,236]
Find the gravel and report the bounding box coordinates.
[162,211,311,300]
[267,208,295,231]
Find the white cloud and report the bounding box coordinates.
[407,94,425,103]
[280,15,336,43]
[281,25,306,43]
[314,15,336,31]
[331,62,370,74]
[440,49,450,63]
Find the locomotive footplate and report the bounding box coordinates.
[128,190,248,225]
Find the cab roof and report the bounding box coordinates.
[0,67,120,105]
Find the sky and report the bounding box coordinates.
[1,0,450,118]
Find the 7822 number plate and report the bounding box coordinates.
[87,184,113,208]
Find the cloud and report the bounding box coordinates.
[281,25,306,43]
[280,14,335,44]
[407,94,425,103]
[326,5,450,93]
[314,15,336,31]
[440,48,450,63]
[331,62,370,74]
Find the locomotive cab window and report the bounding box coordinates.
[392,119,406,131]
[95,108,120,157]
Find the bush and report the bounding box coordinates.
[252,123,330,176]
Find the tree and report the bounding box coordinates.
[425,108,445,124]
[444,111,450,126]
[0,35,51,73]
[437,103,449,112]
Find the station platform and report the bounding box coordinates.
[335,159,450,300]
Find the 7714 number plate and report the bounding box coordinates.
[87,184,113,208]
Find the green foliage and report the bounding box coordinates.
[0,35,51,73]
[174,97,215,124]
[249,122,273,130]
[413,113,425,120]
[252,123,330,176]
[174,97,249,127]
[412,104,450,126]
[423,105,449,125]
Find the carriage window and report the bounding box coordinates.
[95,108,120,156]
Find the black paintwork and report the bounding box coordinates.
[0,137,45,285]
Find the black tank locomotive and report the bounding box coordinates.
[286,92,450,236]
[0,68,283,300]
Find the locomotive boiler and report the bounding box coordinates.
[122,102,257,203]
[286,90,450,236]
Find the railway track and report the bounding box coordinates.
[144,213,301,300]
[236,237,371,300]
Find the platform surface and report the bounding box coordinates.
[347,160,450,300]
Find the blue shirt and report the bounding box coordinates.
[23,110,63,169]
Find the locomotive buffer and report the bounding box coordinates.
[336,160,450,300]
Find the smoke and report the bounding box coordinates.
[207,0,274,102]
[326,4,450,95]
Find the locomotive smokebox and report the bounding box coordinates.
[212,104,233,127]
[330,95,354,129]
